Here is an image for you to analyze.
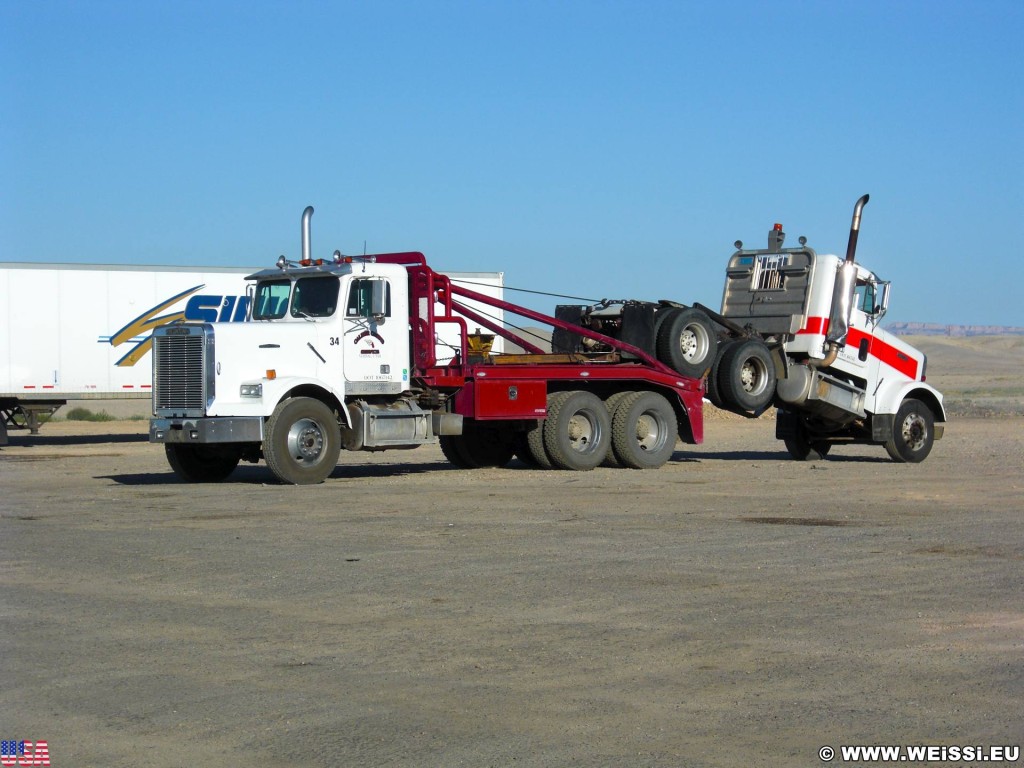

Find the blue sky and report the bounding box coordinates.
[2,0,1022,326]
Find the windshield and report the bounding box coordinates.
[252,279,291,320]
[291,277,340,318]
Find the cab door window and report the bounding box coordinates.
[346,279,391,318]
[854,281,877,315]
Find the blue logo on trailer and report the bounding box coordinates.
[104,285,250,367]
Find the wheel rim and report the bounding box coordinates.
[567,411,602,455]
[287,417,326,465]
[900,412,929,452]
[678,323,711,363]
[634,410,668,453]
[739,357,770,396]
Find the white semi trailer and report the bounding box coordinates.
[0,262,502,445]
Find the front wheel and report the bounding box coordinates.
[264,397,341,484]
[165,443,241,482]
[884,398,935,463]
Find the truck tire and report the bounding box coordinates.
[513,431,542,468]
[718,338,776,413]
[783,432,832,461]
[264,397,341,484]
[439,435,475,468]
[884,398,935,463]
[543,390,610,471]
[524,419,555,469]
[706,339,737,408]
[655,308,718,378]
[443,421,516,468]
[610,391,678,469]
[601,391,635,467]
[165,443,241,482]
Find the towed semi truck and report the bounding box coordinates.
[0,262,501,446]
[554,194,946,463]
[149,197,944,485]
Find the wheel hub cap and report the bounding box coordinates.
[678,326,709,362]
[901,414,928,451]
[568,414,596,451]
[634,413,663,452]
[288,418,325,464]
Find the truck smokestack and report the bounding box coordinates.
[301,206,314,263]
[819,194,870,364]
[844,194,869,264]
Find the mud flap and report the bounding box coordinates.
[871,413,894,442]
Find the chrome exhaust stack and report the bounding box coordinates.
[301,205,314,263]
[844,194,870,265]
[818,194,869,365]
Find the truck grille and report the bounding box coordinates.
[152,325,213,416]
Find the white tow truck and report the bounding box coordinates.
[149,207,709,484]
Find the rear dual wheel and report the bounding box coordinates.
[783,431,832,462]
[601,391,635,467]
[609,391,678,469]
[440,421,516,468]
[531,389,677,471]
[656,308,718,378]
[543,391,610,471]
[716,338,777,413]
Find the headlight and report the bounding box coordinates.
[240,383,263,397]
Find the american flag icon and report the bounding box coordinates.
[0,741,50,767]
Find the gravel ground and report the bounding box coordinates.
[2,415,1022,767]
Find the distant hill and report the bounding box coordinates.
[887,322,1024,337]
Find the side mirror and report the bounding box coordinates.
[874,282,891,322]
[370,280,387,317]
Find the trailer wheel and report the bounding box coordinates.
[543,390,610,471]
[884,398,935,463]
[718,338,776,413]
[264,397,341,484]
[601,391,635,467]
[164,444,241,482]
[655,308,718,378]
[611,391,678,469]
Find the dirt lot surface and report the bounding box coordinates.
[3,409,1022,767]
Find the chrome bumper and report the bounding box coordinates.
[150,417,263,444]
